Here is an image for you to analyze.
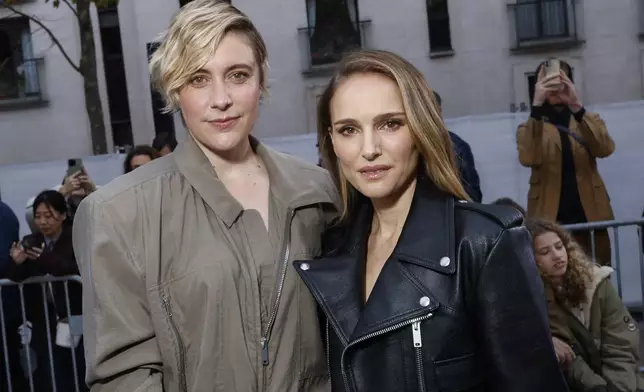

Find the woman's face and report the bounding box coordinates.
[329,73,419,202]
[130,154,152,171]
[179,32,262,159]
[34,203,65,238]
[534,231,569,281]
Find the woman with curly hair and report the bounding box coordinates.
[526,219,642,392]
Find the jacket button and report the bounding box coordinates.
[300,263,310,271]
[419,296,431,307]
[440,257,451,267]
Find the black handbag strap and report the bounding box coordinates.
[551,123,592,155]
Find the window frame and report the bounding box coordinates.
[426,0,453,53]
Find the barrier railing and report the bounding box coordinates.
[563,218,644,305]
[0,275,84,392]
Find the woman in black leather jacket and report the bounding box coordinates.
[294,50,568,392]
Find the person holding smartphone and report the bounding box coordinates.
[25,159,97,232]
[517,59,615,265]
[9,190,86,391]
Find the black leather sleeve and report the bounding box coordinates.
[475,225,569,392]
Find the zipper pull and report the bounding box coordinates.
[261,337,269,366]
[412,322,422,348]
[162,295,172,317]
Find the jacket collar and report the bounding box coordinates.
[580,265,613,327]
[543,115,579,152]
[296,178,455,344]
[173,135,334,227]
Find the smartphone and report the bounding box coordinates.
[544,59,560,77]
[21,234,42,251]
[66,158,84,178]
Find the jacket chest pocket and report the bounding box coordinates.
[434,354,482,391]
[407,316,482,392]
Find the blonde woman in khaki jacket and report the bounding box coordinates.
[517,60,615,266]
[527,219,642,392]
[72,1,338,391]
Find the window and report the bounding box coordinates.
[515,0,569,41]
[426,0,452,53]
[179,0,229,6]
[0,17,40,101]
[98,8,133,148]
[301,0,365,71]
[147,42,176,139]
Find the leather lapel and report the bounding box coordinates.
[350,259,440,342]
[295,205,372,344]
[350,181,453,341]
[297,179,456,344]
[298,253,364,344]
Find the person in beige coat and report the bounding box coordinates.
[527,219,642,392]
[72,1,338,391]
[517,60,615,265]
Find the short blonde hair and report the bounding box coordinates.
[317,50,469,219]
[149,0,268,112]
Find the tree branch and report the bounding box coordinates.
[60,0,80,20]
[0,2,82,75]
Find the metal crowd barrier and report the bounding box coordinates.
[563,218,644,308]
[0,275,83,392]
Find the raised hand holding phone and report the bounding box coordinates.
[559,71,582,112]
[533,65,562,106]
[61,171,83,196]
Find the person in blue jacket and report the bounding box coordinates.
[433,91,483,202]
[0,199,26,391]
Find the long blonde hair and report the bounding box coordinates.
[525,219,592,308]
[316,50,469,219]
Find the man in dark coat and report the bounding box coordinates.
[433,92,483,202]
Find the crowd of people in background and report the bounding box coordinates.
[0,132,176,392]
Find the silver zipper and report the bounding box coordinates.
[261,208,295,366]
[412,321,426,391]
[326,320,331,374]
[340,313,434,392]
[161,293,187,392]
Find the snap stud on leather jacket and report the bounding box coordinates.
[295,180,569,392]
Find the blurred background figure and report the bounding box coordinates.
[25,161,97,233]
[8,190,86,392]
[527,219,642,392]
[0,199,26,392]
[152,132,178,156]
[123,144,160,174]
[492,197,527,217]
[433,91,482,202]
[517,59,615,266]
